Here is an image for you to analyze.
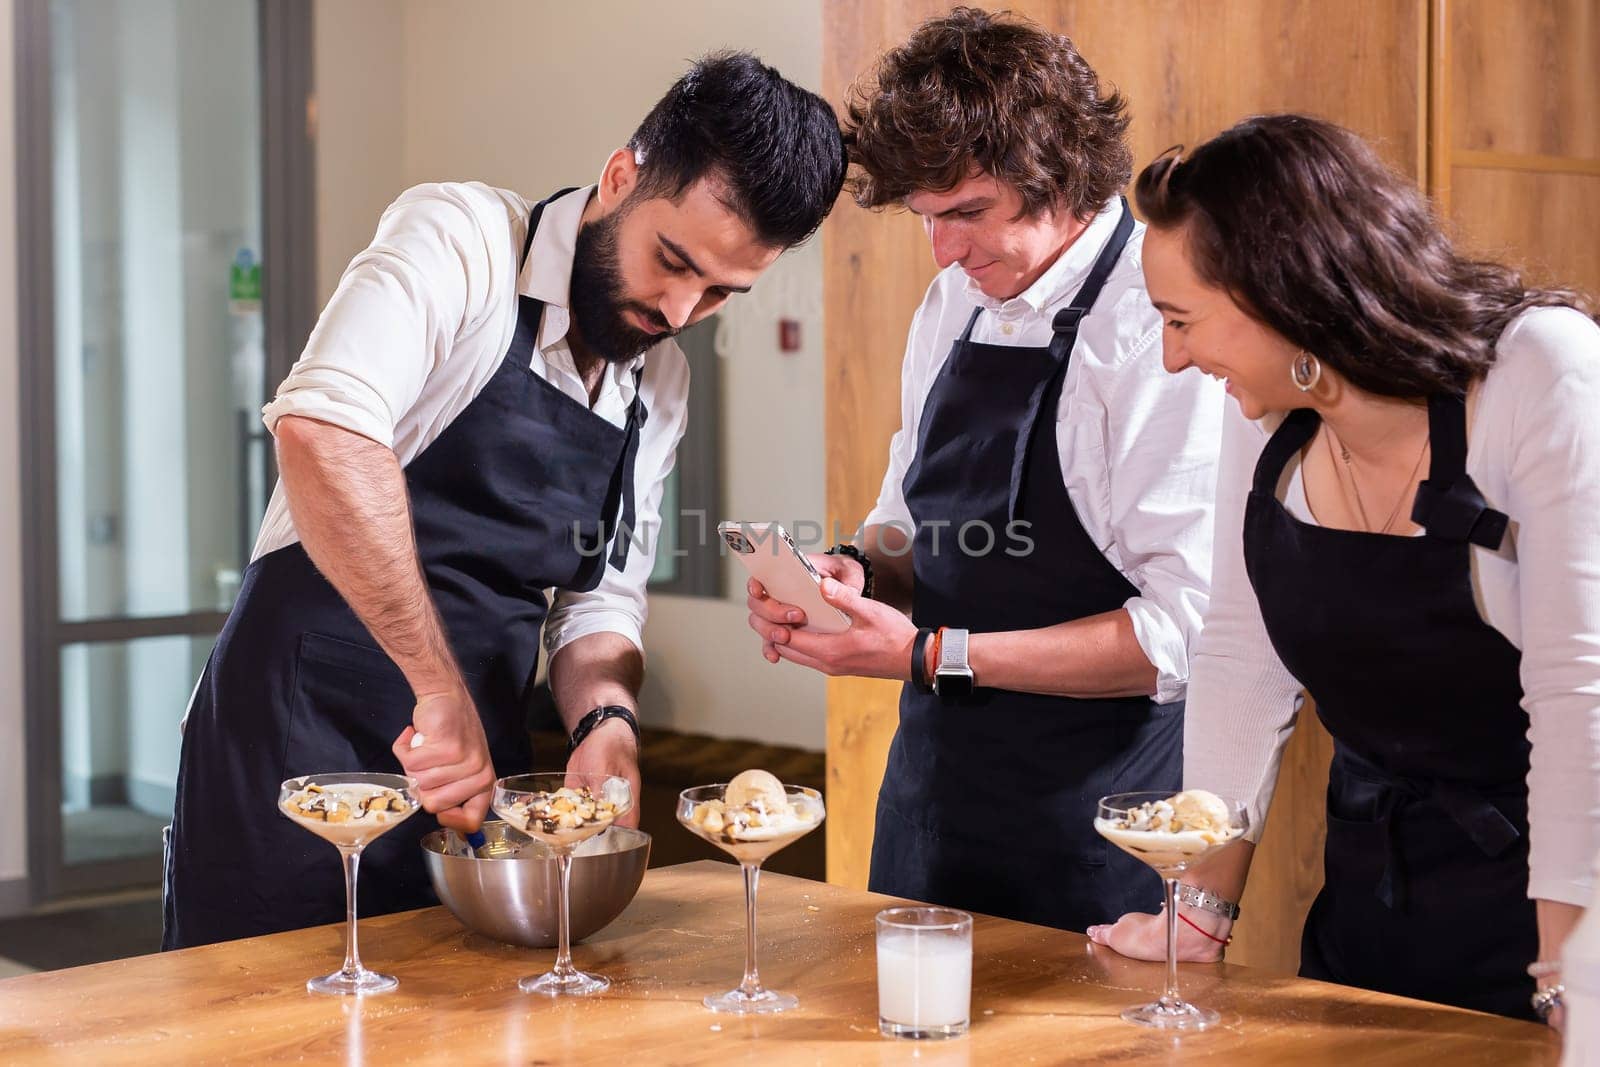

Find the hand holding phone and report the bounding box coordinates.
[721,521,852,635]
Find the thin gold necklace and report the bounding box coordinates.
[1324,423,1430,534]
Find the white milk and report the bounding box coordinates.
[877,929,971,1029]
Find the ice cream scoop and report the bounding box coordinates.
[726,769,788,812]
[1169,789,1231,833]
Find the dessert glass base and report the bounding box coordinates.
[1121,998,1218,1031]
[308,968,400,997]
[706,987,798,1015]
[521,969,609,997]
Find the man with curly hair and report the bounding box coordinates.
[746,8,1223,931]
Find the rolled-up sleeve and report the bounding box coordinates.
[1101,318,1226,704]
[543,345,692,659]
[262,183,506,447]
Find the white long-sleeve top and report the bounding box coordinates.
[255,182,690,659]
[866,198,1225,703]
[1186,306,1600,906]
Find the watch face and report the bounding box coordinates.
[934,669,975,698]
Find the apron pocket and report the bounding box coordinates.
[283,632,418,779]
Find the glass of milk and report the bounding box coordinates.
[876,907,973,1039]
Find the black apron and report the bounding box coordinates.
[163,190,647,949]
[867,202,1181,931]
[1244,396,1537,1019]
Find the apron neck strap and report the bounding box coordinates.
[1047,197,1137,364]
[509,188,582,366]
[1004,198,1137,525]
[1253,408,1321,495]
[1411,392,1508,548]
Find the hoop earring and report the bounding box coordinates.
[1291,350,1322,393]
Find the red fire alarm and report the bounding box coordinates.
[779,318,802,352]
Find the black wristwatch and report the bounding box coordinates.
[568,705,640,754]
[825,543,874,600]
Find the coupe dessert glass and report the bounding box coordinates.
[1094,789,1248,1030]
[492,772,632,996]
[677,774,825,1014]
[278,771,419,995]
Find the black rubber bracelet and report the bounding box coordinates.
[568,704,640,754]
[825,543,874,600]
[910,627,936,694]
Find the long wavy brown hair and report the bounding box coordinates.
[1135,114,1595,399]
[844,6,1131,220]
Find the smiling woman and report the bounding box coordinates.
[1093,114,1600,1027]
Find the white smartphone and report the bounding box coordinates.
[720,521,852,635]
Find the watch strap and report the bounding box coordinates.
[568,704,640,754]
[1175,882,1240,920]
[937,627,969,671]
[911,627,936,693]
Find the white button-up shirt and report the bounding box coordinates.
[257,183,690,658]
[866,199,1224,703]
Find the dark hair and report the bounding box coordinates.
[1135,114,1596,399]
[626,51,846,248]
[844,6,1131,219]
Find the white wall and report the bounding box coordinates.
[314,0,829,749]
[0,0,29,886]
[312,0,405,304]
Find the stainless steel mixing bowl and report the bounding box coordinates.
[421,820,650,948]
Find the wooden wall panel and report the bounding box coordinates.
[822,0,1419,975]
[820,0,943,899]
[1450,0,1599,158]
[1451,168,1600,296]
[1444,0,1600,301]
[1227,703,1330,973]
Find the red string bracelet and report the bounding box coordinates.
[1178,910,1231,946]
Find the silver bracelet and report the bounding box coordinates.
[1175,882,1240,920]
[1531,983,1565,1022]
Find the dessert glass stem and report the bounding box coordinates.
[1161,875,1182,1011]
[551,849,577,981]
[738,862,764,997]
[338,845,365,980]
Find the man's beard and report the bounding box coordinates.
[569,210,677,364]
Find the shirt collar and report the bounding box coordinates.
[519,184,649,376]
[962,196,1124,316]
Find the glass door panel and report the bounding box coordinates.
[50,0,265,623]
[60,635,216,868]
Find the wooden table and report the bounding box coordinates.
[0,861,1559,1065]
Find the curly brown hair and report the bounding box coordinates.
[1136,114,1596,399]
[844,6,1131,219]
